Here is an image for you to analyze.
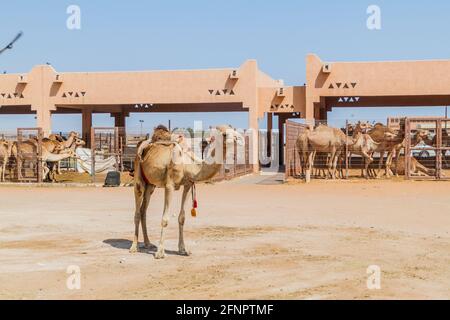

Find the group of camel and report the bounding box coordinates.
[296,121,447,182]
[0,132,85,182]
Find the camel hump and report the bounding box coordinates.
[151,125,172,143]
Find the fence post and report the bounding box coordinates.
[345,120,349,179]
[436,119,443,179]
[91,128,96,183]
[404,119,411,180]
[37,129,43,183]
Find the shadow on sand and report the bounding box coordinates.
[103,239,183,257]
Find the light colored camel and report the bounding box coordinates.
[297,124,352,182]
[0,140,13,182]
[392,156,435,177]
[11,140,66,180]
[421,129,450,168]
[131,126,236,259]
[347,123,380,178]
[367,124,403,178]
[42,149,78,181]
[49,136,86,176]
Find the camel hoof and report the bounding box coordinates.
[179,249,191,256]
[129,246,138,254]
[154,250,166,259]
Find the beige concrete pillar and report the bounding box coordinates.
[82,108,93,147]
[248,107,260,173]
[35,107,52,137]
[111,111,128,147]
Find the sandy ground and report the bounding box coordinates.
[0,175,449,300]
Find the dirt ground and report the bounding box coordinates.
[0,176,449,300]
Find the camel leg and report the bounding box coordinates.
[178,184,192,256]
[130,181,145,253]
[305,151,315,183]
[141,184,156,249]
[57,160,62,175]
[1,158,5,182]
[376,152,385,178]
[327,150,336,179]
[155,184,174,259]
[386,152,395,178]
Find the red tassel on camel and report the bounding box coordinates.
[191,183,198,217]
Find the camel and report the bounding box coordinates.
[49,136,86,176]
[11,139,71,181]
[130,125,237,259]
[392,156,436,177]
[420,129,450,168]
[367,124,404,178]
[297,124,352,182]
[42,149,78,182]
[0,139,13,182]
[347,123,380,178]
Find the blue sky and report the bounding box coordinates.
[1,0,449,132]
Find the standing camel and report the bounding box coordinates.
[130,125,238,259]
[0,140,13,182]
[367,124,404,178]
[11,140,67,180]
[297,124,352,182]
[347,124,380,179]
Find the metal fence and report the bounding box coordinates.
[211,135,253,182]
[405,118,450,180]
[0,128,43,183]
[285,118,450,181]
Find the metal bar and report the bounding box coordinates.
[345,119,349,179]
[436,120,443,179]
[405,119,411,180]
[91,127,96,183]
[37,128,43,183]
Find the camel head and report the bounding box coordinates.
[356,121,372,133]
[74,137,86,148]
[416,129,430,142]
[68,131,79,138]
[383,131,399,141]
[53,144,66,153]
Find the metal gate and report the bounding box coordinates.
[16,128,43,183]
[212,135,252,182]
[405,118,450,180]
[285,121,309,179]
[90,127,123,183]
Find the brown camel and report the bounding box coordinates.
[131,125,237,259]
